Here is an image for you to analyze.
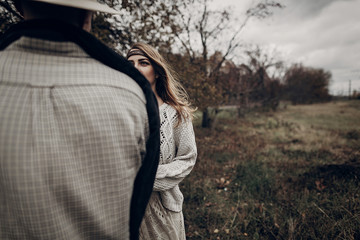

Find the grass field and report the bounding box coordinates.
[182,100,360,240]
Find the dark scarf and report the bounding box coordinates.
[0,19,160,240]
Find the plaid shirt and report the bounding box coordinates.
[0,35,149,239]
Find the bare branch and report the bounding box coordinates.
[173,4,197,61]
[199,1,208,63]
[206,10,229,39]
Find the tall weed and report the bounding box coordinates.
[183,101,360,239]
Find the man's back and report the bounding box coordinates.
[0,36,148,239]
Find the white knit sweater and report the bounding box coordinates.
[153,103,197,212]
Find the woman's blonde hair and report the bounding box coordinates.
[128,42,195,124]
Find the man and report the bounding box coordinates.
[0,1,160,239]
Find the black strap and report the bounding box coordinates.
[0,19,160,240]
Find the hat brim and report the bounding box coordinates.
[31,0,119,14]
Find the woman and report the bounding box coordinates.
[127,43,197,239]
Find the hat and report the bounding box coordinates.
[30,0,119,14]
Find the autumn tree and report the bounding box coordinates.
[0,0,181,53]
[215,45,283,117]
[217,57,239,106]
[283,64,332,104]
[173,0,283,127]
[164,52,211,112]
[97,0,181,53]
[239,46,283,110]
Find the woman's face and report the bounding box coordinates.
[128,54,156,87]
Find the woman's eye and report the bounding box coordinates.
[140,61,150,66]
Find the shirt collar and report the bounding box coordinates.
[7,36,89,58]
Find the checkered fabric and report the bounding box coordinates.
[0,36,149,239]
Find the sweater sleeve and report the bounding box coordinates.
[153,118,197,192]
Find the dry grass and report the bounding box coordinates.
[182,100,360,239]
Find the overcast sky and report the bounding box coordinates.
[211,0,360,95]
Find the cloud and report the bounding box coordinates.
[285,0,351,18]
[210,0,360,94]
[235,0,360,93]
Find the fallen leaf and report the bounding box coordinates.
[205,202,214,207]
[315,179,326,191]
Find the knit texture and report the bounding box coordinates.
[139,103,196,239]
[153,103,197,212]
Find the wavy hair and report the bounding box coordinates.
[127,42,195,124]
